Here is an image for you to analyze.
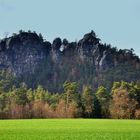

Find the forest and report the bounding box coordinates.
[0,77,140,119]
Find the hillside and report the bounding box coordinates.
[0,30,140,92]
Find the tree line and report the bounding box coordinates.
[0,81,140,119]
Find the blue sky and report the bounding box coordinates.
[0,0,140,56]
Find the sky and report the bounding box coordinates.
[0,0,140,56]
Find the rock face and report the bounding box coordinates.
[0,30,140,92]
[0,32,50,76]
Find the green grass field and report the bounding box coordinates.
[0,119,140,140]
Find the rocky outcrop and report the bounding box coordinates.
[0,30,140,91]
[0,32,50,76]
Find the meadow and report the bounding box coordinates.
[0,119,140,140]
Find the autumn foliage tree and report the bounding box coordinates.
[110,82,139,119]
